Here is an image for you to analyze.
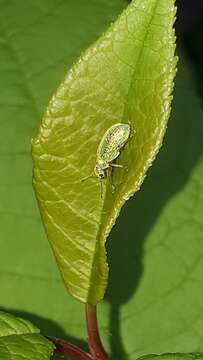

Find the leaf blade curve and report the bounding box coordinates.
[32,0,177,304]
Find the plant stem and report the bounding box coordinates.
[47,336,91,360]
[47,305,108,360]
[85,304,108,360]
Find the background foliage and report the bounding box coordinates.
[0,0,203,359]
[0,311,54,359]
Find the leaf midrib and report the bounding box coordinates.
[87,0,161,302]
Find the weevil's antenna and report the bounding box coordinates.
[81,174,95,182]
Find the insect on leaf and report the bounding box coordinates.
[32,0,177,305]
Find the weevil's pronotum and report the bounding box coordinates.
[82,123,132,193]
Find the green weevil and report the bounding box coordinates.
[94,122,131,180]
[82,123,132,194]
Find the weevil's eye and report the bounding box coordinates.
[99,173,105,180]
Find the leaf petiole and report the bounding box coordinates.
[48,304,108,360]
[86,304,108,360]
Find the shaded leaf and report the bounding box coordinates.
[0,311,54,360]
[139,354,203,360]
[32,0,177,304]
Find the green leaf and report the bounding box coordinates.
[138,355,203,360]
[1,1,203,360]
[0,1,127,358]
[0,311,54,359]
[32,0,177,305]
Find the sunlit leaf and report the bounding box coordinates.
[32,0,177,304]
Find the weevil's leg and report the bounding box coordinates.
[109,174,115,194]
[110,163,124,168]
[111,163,129,172]
[100,180,103,199]
[105,167,115,194]
[129,121,135,139]
[130,127,135,139]
[127,120,135,139]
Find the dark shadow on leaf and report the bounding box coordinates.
[105,5,203,358]
[176,0,203,107]
[0,307,88,359]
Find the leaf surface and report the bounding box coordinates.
[138,355,203,360]
[0,312,54,360]
[32,0,177,304]
[2,1,203,360]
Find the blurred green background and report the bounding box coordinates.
[0,1,203,359]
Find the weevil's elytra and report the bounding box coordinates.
[81,122,133,197]
[94,123,131,180]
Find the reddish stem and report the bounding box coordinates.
[85,304,108,360]
[47,336,91,360]
[47,305,108,360]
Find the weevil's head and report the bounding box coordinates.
[94,161,107,180]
